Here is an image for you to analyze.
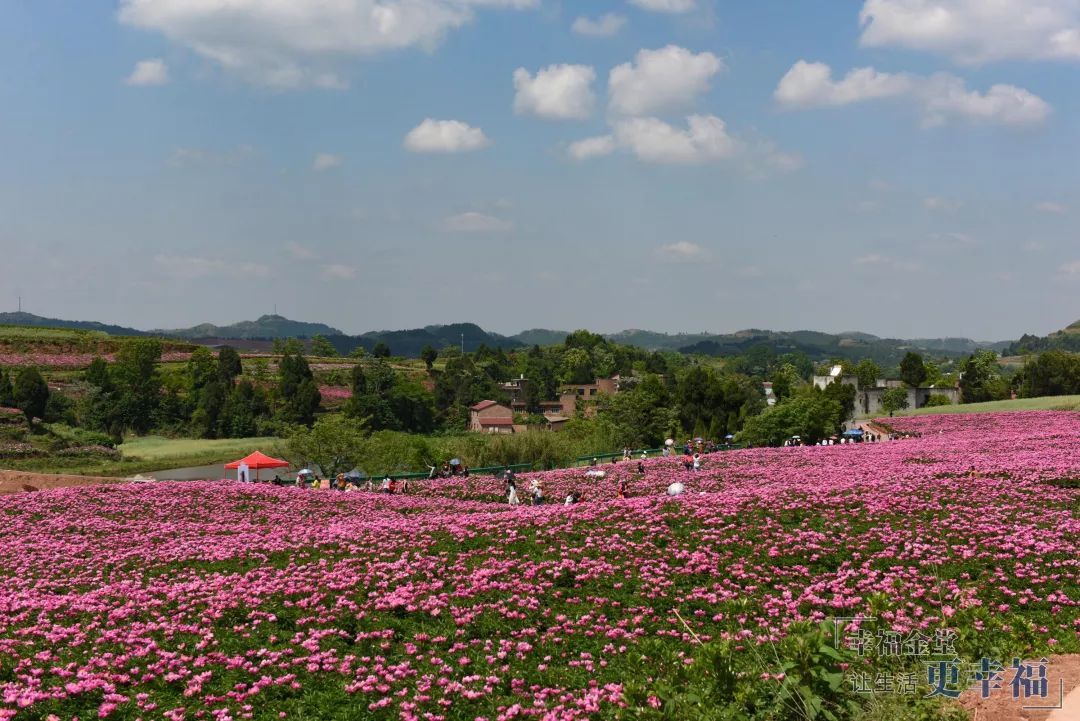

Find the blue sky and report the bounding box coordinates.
[1,0,1077,339]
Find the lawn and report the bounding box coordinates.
[1,435,284,477]
[895,394,1080,416]
[118,435,282,463]
[0,411,1076,720]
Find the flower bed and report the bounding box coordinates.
[0,411,1077,719]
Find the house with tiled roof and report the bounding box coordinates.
[469,400,514,434]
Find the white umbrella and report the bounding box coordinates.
[667,482,685,496]
[665,439,675,446]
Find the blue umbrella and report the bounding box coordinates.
[843,429,864,436]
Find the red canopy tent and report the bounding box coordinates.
[225,451,290,483]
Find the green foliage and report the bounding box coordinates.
[187,347,218,392]
[854,359,881,391]
[880,387,910,415]
[623,621,862,721]
[278,351,320,426]
[217,346,243,383]
[287,414,369,477]
[823,380,857,419]
[372,341,392,358]
[899,352,928,388]
[309,334,339,358]
[420,345,438,371]
[923,394,952,408]
[738,389,844,446]
[959,350,1008,404]
[1019,350,1080,398]
[112,338,163,434]
[348,345,368,359]
[0,369,12,407]
[13,367,50,425]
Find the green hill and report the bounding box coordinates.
[156,314,344,340]
[0,312,146,337]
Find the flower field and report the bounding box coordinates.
[1,412,1078,720]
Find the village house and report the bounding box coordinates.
[469,400,514,434]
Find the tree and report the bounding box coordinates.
[738,392,843,447]
[186,347,218,392]
[348,345,368,359]
[899,352,928,388]
[112,339,162,434]
[13,367,49,427]
[960,350,1005,404]
[770,363,802,401]
[310,334,339,358]
[1019,350,1080,398]
[372,341,391,358]
[219,380,268,438]
[287,414,368,478]
[560,347,594,384]
[85,357,112,391]
[217,346,244,383]
[278,351,321,426]
[420,345,438,372]
[191,380,228,438]
[880,387,909,416]
[823,380,857,419]
[854,359,881,391]
[0,370,12,407]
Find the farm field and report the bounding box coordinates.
[0,411,1077,720]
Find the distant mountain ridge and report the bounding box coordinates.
[155,314,344,340]
[0,312,147,337]
[0,311,1041,362]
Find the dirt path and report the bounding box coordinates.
[0,470,123,495]
[959,654,1080,721]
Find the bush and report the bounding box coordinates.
[923,394,952,408]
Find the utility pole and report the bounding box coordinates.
[461,333,464,355]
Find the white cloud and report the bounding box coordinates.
[629,0,696,13]
[322,264,358,280]
[312,153,343,171]
[403,119,491,153]
[153,254,270,279]
[656,241,709,262]
[567,135,617,160]
[568,116,799,170]
[1023,240,1047,252]
[1059,260,1080,277]
[859,0,1080,64]
[775,60,1050,127]
[775,61,912,107]
[125,58,169,86]
[513,64,596,120]
[287,243,317,260]
[924,196,961,211]
[1035,201,1067,214]
[118,0,539,88]
[609,45,724,116]
[571,13,626,37]
[441,212,514,232]
[853,254,921,272]
[613,115,739,164]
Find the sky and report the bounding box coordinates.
[1,0,1078,340]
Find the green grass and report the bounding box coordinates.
[895,395,1080,416]
[3,435,284,477]
[119,435,282,462]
